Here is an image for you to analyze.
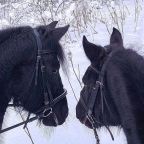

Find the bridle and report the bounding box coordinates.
[32,29,67,124]
[80,49,119,144]
[0,28,67,134]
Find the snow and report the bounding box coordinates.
[0,0,144,144]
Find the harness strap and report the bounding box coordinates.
[40,59,53,104]
[35,55,41,85]
[0,115,39,134]
[80,51,121,143]
[1,90,67,134]
[23,112,31,129]
[34,90,67,115]
[50,89,67,106]
[87,81,101,116]
[87,115,100,144]
[0,104,57,134]
[33,29,43,52]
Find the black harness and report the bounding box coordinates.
[80,50,118,144]
[0,29,67,134]
[33,29,67,122]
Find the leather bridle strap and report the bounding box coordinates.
[35,89,67,116]
[33,26,69,127]
[87,81,103,116]
[86,50,117,118]
[0,115,39,134]
[32,29,67,125]
[80,51,119,143]
[33,28,55,108]
[0,89,67,134]
[33,29,58,125]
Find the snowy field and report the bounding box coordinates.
[0,0,144,144]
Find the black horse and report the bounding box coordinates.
[76,28,144,144]
[0,21,69,130]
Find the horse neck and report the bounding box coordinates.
[0,32,35,82]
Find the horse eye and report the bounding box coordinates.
[52,70,58,74]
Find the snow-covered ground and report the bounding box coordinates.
[1,1,144,144]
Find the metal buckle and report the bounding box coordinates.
[96,81,104,87]
[43,108,52,117]
[37,55,41,60]
[41,65,46,71]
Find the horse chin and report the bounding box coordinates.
[42,118,66,127]
[42,119,58,127]
[42,113,67,127]
[41,99,68,127]
[83,120,93,129]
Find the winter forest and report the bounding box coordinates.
[0,0,144,144]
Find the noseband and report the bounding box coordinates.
[80,50,119,143]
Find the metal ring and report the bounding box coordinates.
[37,55,41,59]
[43,108,52,117]
[96,81,104,87]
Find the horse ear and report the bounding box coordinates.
[36,21,58,34]
[52,25,69,40]
[83,36,104,63]
[110,27,123,46]
[46,21,58,30]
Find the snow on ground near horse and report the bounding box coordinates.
[1,1,144,144]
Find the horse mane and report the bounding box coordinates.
[0,26,66,65]
[109,48,144,75]
[0,26,32,44]
[106,47,144,114]
[104,48,144,143]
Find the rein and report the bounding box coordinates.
[81,50,119,144]
[0,28,67,134]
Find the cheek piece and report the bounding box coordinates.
[79,49,120,144]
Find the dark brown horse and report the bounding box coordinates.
[76,28,144,144]
[0,21,69,131]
